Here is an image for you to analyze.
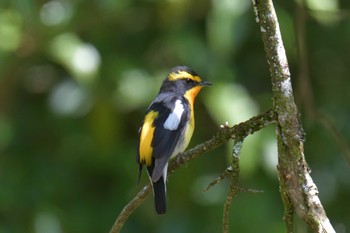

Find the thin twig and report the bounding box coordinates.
[222,140,241,233]
[203,166,233,192]
[223,187,236,233]
[109,109,275,233]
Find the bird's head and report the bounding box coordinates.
[160,66,212,102]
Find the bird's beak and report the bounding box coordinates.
[199,81,212,86]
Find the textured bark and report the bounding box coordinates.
[252,0,335,232]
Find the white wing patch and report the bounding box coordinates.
[163,100,184,130]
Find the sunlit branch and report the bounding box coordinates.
[252,0,336,232]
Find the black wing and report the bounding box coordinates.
[148,94,189,182]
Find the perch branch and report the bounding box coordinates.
[109,109,275,233]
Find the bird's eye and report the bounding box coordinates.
[185,78,193,85]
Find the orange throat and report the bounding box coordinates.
[184,86,203,107]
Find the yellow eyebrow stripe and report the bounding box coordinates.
[139,111,158,166]
[168,70,202,82]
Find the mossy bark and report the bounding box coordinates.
[252,0,335,232]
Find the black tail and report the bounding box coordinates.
[153,177,166,214]
[137,164,143,185]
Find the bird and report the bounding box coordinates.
[137,65,212,214]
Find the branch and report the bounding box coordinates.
[223,141,242,233]
[109,109,275,233]
[252,0,336,232]
[203,141,263,233]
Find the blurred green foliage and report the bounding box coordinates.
[0,0,349,232]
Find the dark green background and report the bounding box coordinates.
[0,0,349,232]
